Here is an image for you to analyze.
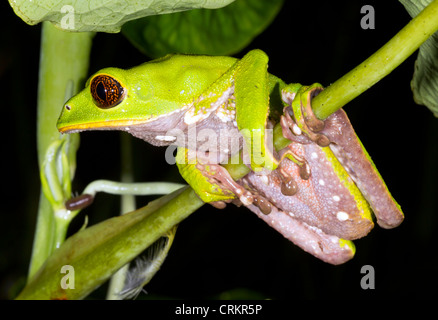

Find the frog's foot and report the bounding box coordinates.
[279,149,311,180]
[281,84,330,147]
[196,163,252,205]
[274,148,312,197]
[196,162,274,214]
[277,84,330,196]
[252,194,273,215]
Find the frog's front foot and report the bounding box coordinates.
[195,163,273,215]
[281,83,330,147]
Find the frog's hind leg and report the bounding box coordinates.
[280,83,404,229]
[321,110,404,229]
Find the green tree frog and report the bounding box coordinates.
[57,49,404,264]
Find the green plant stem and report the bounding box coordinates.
[271,0,438,152]
[29,22,93,280]
[82,180,185,196]
[311,0,438,120]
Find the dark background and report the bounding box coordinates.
[1,0,437,299]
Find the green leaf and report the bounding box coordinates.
[399,0,438,116]
[16,187,203,300]
[122,0,284,57]
[8,0,236,33]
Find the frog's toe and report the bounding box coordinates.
[253,194,273,215]
[196,163,255,206]
[209,200,228,209]
[281,84,330,147]
[280,176,298,196]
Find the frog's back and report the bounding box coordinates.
[128,54,239,103]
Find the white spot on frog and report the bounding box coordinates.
[215,101,236,123]
[336,211,349,221]
[155,135,177,142]
[260,174,269,185]
[184,109,205,125]
[318,179,325,186]
[333,195,340,202]
[311,152,318,159]
[292,123,302,135]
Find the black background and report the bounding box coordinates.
[1,0,437,300]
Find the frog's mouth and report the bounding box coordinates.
[57,119,150,134]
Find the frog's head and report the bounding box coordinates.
[57,64,180,134]
[57,68,129,133]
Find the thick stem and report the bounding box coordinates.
[271,0,438,151]
[311,0,438,119]
[29,22,93,280]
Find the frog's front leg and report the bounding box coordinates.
[175,50,280,211]
[233,49,279,173]
[280,84,404,229]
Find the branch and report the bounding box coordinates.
[312,0,438,119]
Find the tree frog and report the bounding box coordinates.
[57,49,404,264]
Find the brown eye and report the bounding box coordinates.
[90,75,125,109]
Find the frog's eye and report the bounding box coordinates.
[90,75,125,109]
